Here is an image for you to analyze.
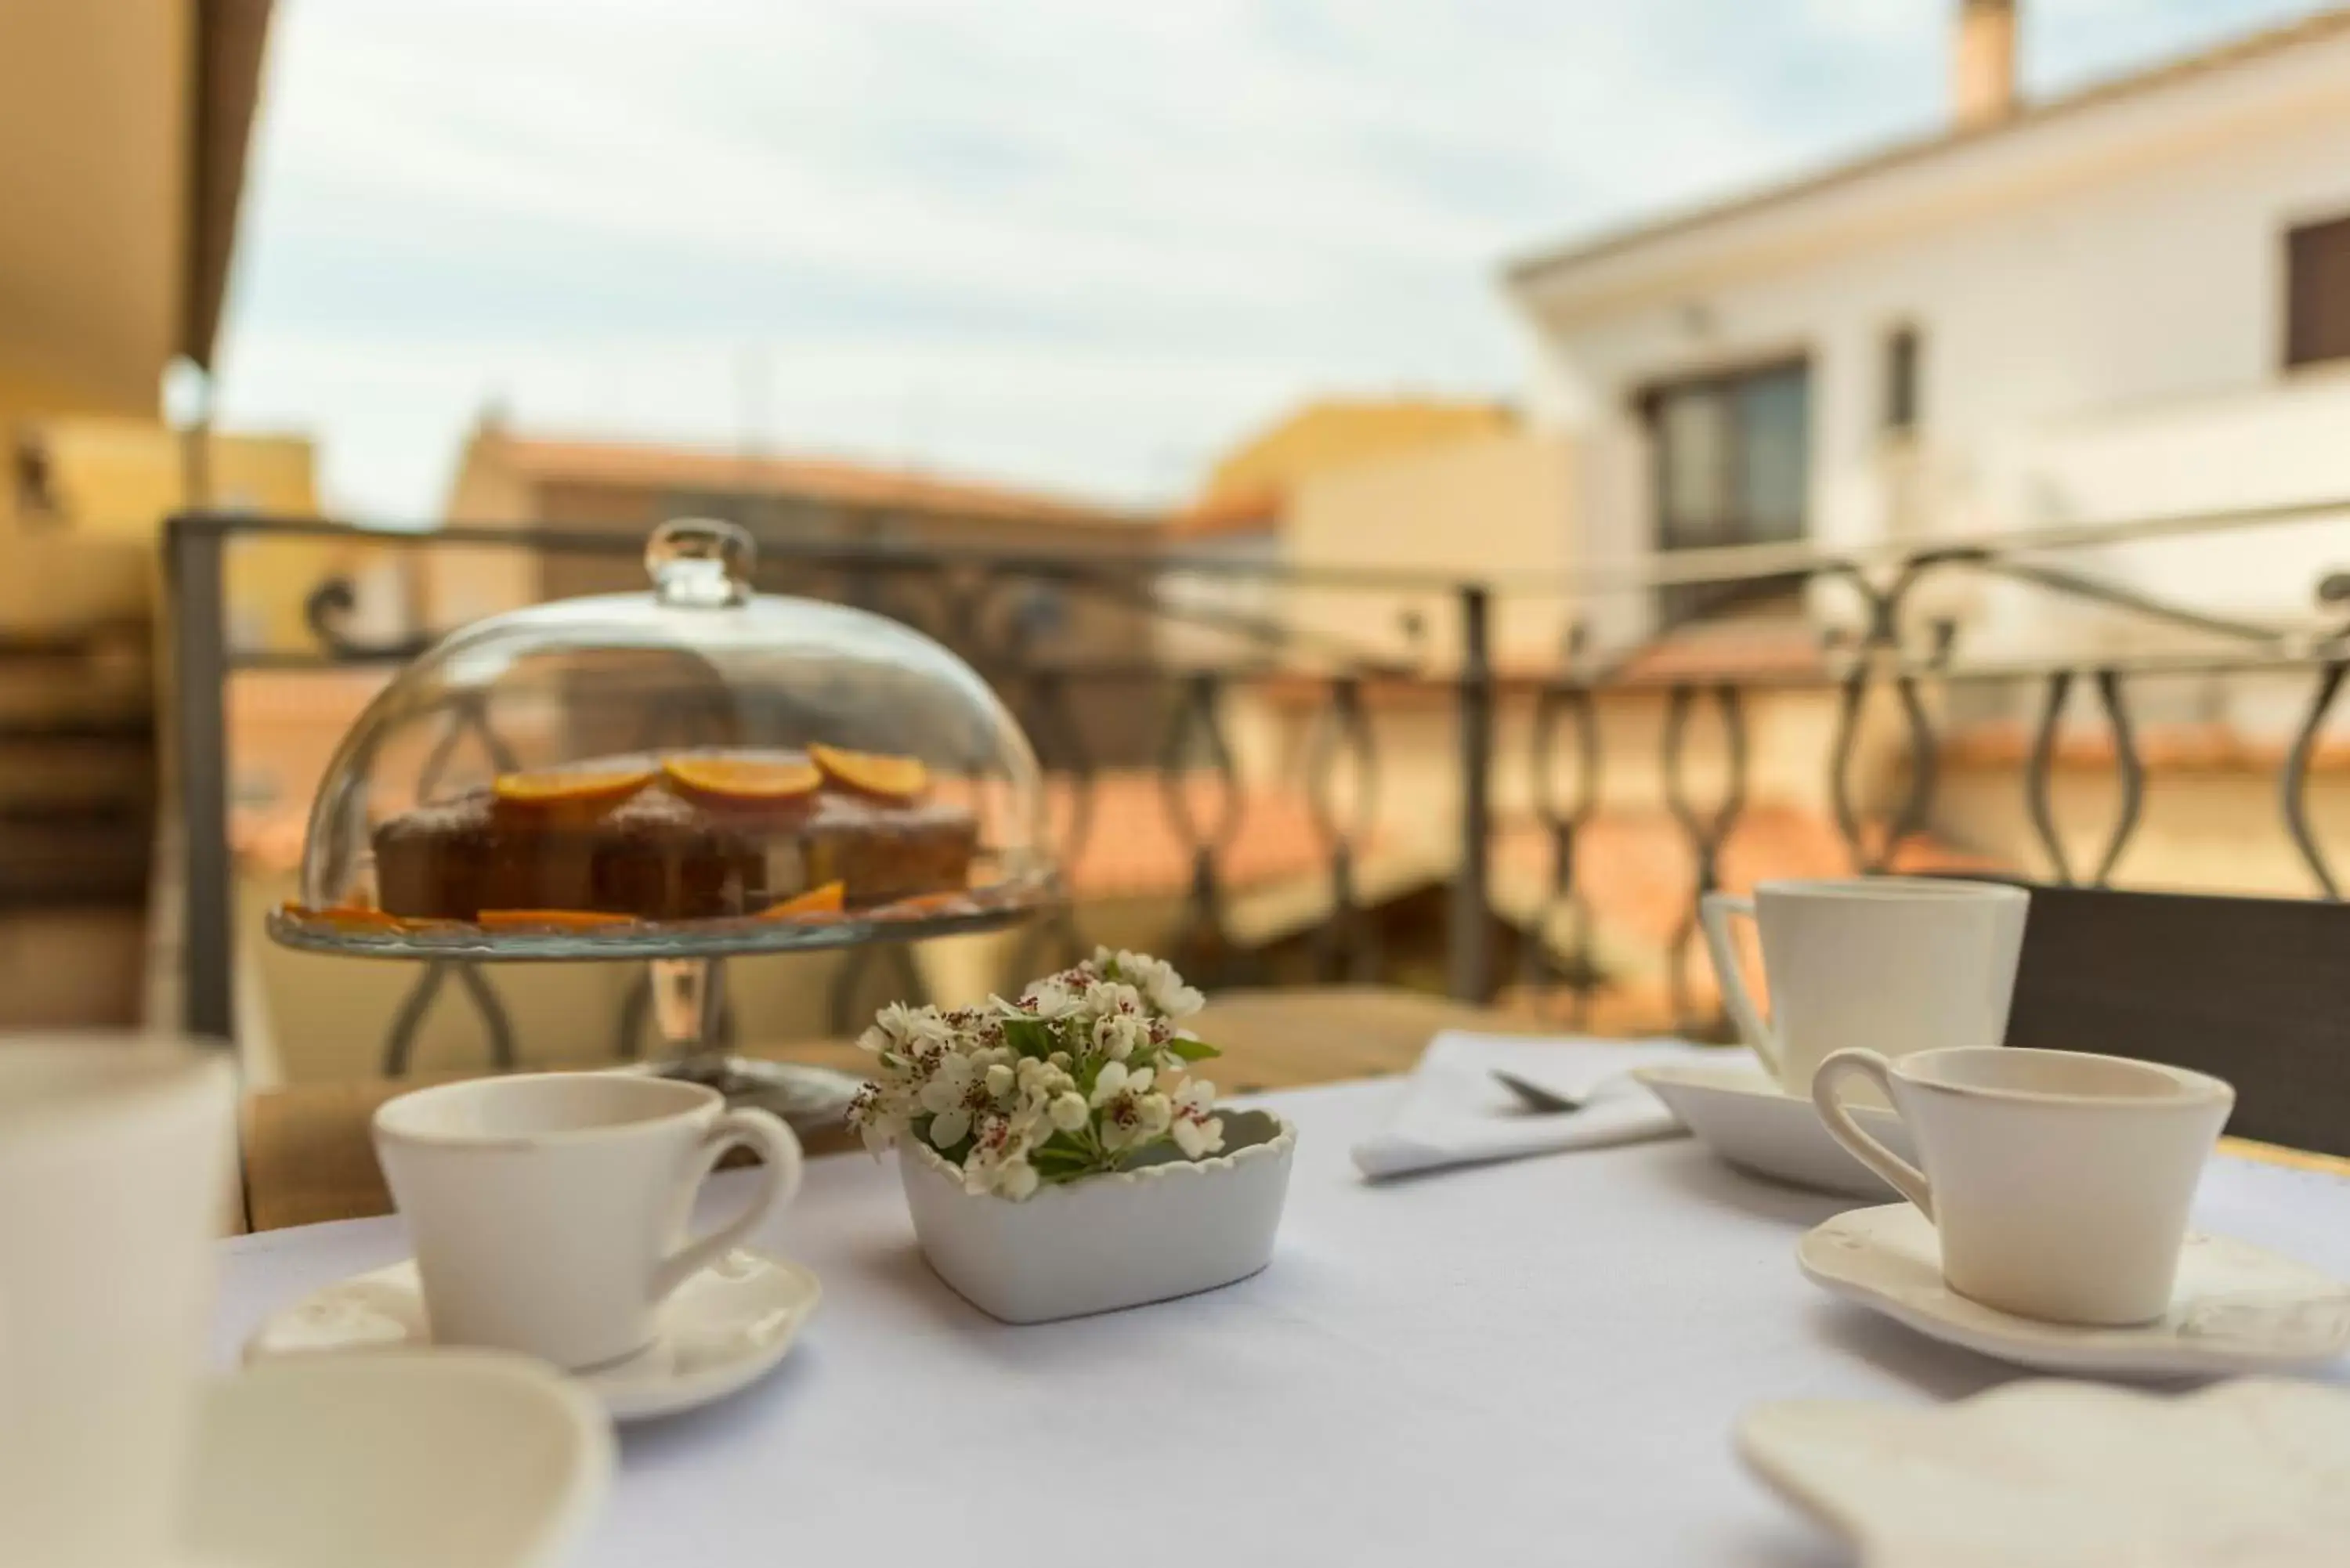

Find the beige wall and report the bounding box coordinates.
[1931,761,2350,898]
[1281,432,1577,671]
[0,1,189,417]
[11,419,333,649]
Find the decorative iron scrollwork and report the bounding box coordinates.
[1662,682,1747,1035]
[1159,672,1246,985]
[1523,655,1601,1024]
[2025,668,2145,887]
[2283,660,2347,901]
[1304,674,1380,984]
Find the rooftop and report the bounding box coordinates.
[1506,5,2350,291]
[468,428,1159,532]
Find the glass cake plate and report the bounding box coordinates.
[269,517,1056,1127]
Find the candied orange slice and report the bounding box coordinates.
[492,764,656,812]
[757,881,845,920]
[663,755,821,805]
[284,901,406,932]
[476,909,638,931]
[810,743,928,802]
[872,889,973,919]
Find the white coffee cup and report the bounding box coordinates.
[374,1072,804,1370]
[1701,876,2029,1094]
[1813,1046,2234,1325]
[0,1037,237,1568]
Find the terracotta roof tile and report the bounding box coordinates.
[490,435,1158,531]
[1491,805,2003,950]
[1943,720,2350,774]
[1169,488,1282,540]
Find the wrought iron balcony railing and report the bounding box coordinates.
[163,504,2350,1073]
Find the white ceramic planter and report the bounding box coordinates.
[898,1108,1296,1324]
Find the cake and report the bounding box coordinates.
[371,748,977,923]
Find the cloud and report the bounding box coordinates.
[215,0,2333,518]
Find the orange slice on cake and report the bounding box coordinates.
[757,881,846,920]
[662,755,822,806]
[809,744,928,803]
[284,901,407,934]
[492,764,656,813]
[475,909,638,932]
[872,888,973,919]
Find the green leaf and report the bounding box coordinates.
[1166,1036,1221,1062]
[912,1116,973,1165]
[1002,1017,1054,1059]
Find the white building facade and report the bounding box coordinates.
[1505,10,2350,667]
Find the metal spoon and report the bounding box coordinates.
[1491,1069,1588,1115]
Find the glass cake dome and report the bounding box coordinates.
[271,517,1056,962]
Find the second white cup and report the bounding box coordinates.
[1701,876,2029,1094]
[1813,1046,2234,1325]
[375,1072,803,1370]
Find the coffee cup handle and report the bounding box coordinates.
[1811,1050,1933,1216]
[653,1108,805,1299]
[1699,892,1780,1075]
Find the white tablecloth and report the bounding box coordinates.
[210,1080,2350,1566]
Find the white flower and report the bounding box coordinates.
[1086,980,1146,1022]
[1090,1060,1152,1105]
[852,949,1206,1193]
[916,1053,996,1151]
[1092,1010,1148,1062]
[1092,1062,1170,1152]
[1018,974,1088,1021]
[1171,1078,1224,1159]
[1172,1111,1224,1159]
[917,1053,976,1116]
[1094,948,1205,1020]
[876,1002,954,1052]
[960,1110,1047,1199]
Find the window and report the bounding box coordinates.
[1641,359,1811,626]
[2286,214,2350,368]
[1884,325,1922,433]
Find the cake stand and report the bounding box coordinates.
[268,515,1058,1135]
[269,883,1050,1132]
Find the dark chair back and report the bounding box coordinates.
[2002,883,2350,1155]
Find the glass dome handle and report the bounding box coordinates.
[647,517,757,608]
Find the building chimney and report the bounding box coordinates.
[1954,0,2018,129]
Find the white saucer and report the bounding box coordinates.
[1799,1202,2350,1377]
[1740,1378,2350,1567]
[247,1247,821,1420]
[186,1350,609,1568]
[1632,1060,1913,1198]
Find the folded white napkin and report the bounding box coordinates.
[1351,1031,1750,1180]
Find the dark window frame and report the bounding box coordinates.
[1635,354,1813,629]
[1883,323,1922,434]
[2284,212,2350,370]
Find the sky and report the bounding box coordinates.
[213,0,2336,521]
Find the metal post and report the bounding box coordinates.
[1450,584,1493,1003]
[166,515,235,1041]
